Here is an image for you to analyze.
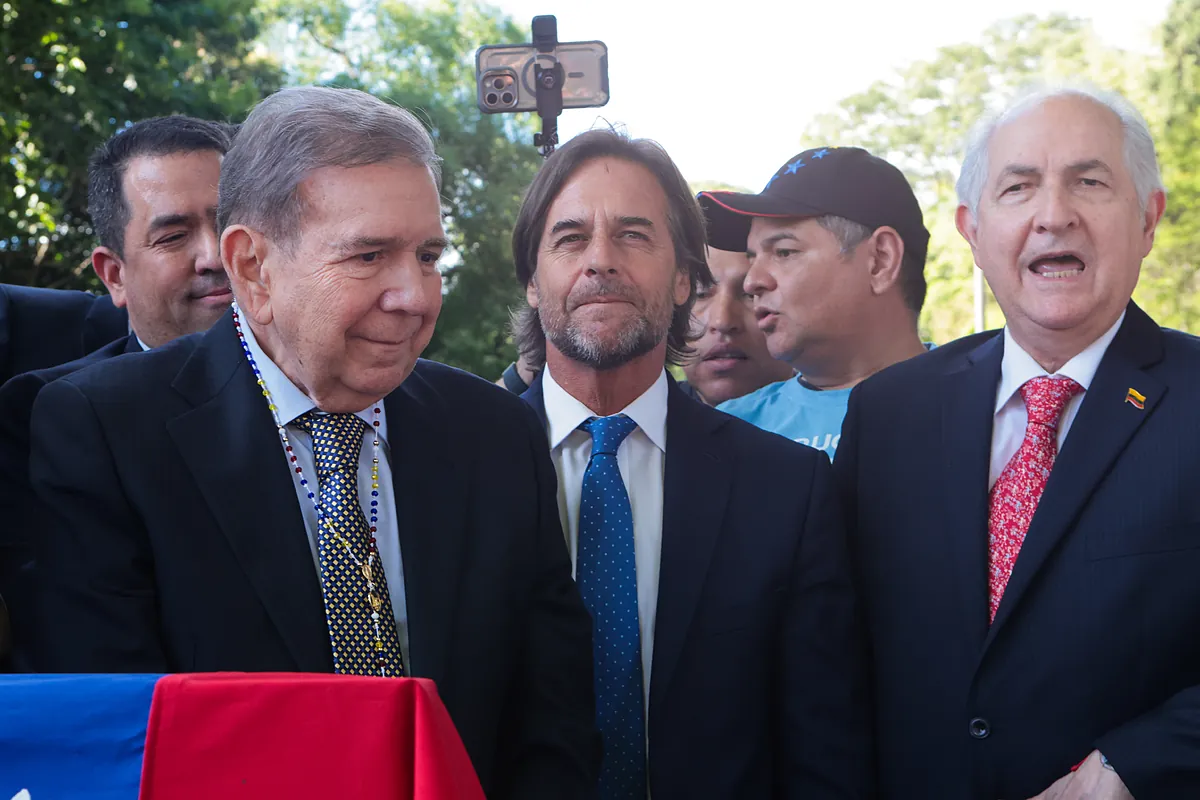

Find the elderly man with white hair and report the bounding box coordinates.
[833,84,1200,799]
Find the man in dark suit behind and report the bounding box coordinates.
[28,86,600,797]
[0,284,127,384]
[0,115,234,672]
[835,85,1200,799]
[511,129,872,799]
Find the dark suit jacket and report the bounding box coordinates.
[523,372,873,800]
[29,312,601,799]
[0,284,128,384]
[0,333,141,672]
[834,301,1200,799]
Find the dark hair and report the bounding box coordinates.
[87,116,233,257]
[815,214,927,317]
[510,129,713,369]
[898,251,927,316]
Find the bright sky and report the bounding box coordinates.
[493,0,1170,189]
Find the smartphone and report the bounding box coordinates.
[475,41,609,114]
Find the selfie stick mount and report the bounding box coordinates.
[531,15,564,158]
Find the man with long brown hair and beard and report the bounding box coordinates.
[511,128,872,800]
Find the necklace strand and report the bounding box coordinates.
[232,302,395,677]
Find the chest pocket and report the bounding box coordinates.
[1086,522,1200,560]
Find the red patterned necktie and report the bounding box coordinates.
[987,376,1084,622]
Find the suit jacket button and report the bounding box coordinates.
[969,717,991,739]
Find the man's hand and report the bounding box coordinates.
[1028,751,1133,800]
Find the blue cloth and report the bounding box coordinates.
[718,378,852,458]
[719,346,937,458]
[0,673,158,800]
[576,414,646,799]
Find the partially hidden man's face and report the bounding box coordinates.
[957,94,1165,354]
[104,151,231,347]
[528,157,691,371]
[744,216,873,368]
[684,247,792,405]
[234,158,446,412]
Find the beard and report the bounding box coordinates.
[537,276,677,371]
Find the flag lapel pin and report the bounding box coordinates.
[1125,387,1146,410]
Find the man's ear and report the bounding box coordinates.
[525,275,539,309]
[222,225,273,325]
[955,204,981,259]
[865,227,905,297]
[672,266,691,306]
[91,246,128,308]
[1140,188,1167,257]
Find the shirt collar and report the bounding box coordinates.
[541,364,669,453]
[994,310,1126,415]
[237,305,388,442]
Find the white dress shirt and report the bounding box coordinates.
[240,319,410,667]
[542,365,667,705]
[989,312,1125,488]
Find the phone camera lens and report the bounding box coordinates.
[485,92,498,106]
[501,91,514,105]
[492,77,506,90]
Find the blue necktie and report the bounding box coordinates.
[576,414,646,800]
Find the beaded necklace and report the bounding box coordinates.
[232,302,395,677]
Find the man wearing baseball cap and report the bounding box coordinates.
[698,146,931,457]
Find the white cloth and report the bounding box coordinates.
[542,365,667,706]
[240,317,409,668]
[989,312,1125,488]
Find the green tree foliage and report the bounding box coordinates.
[264,0,542,379]
[0,0,280,289]
[803,14,1148,342]
[1145,0,1200,330]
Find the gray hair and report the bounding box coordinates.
[218,85,442,247]
[956,83,1163,217]
[816,215,873,255]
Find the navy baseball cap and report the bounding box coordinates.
[698,147,929,261]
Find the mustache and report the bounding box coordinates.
[565,280,642,311]
[188,273,231,299]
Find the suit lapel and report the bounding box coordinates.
[385,366,467,686]
[166,313,332,672]
[940,334,1004,651]
[0,288,11,374]
[520,371,549,428]
[523,373,732,705]
[649,383,731,710]
[987,304,1166,641]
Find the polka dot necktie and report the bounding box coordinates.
[294,411,405,677]
[576,414,646,800]
[987,376,1083,622]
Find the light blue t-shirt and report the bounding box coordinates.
[719,345,937,458]
[718,377,852,458]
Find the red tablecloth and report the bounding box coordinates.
[139,673,484,800]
